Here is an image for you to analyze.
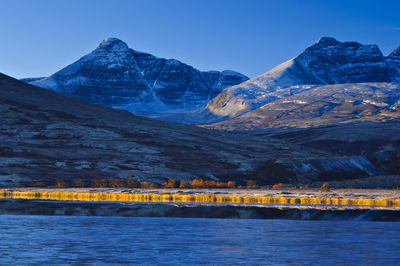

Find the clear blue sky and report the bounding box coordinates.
[1,0,399,79]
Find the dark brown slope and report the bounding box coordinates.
[0,73,383,186]
[261,119,400,187]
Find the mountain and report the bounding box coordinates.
[204,82,400,130]
[1,72,386,186]
[206,37,400,119]
[387,46,400,70]
[27,37,248,113]
[19,77,46,83]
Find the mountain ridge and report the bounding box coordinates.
[27,37,248,113]
[206,37,400,120]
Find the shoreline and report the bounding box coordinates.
[1,199,400,221]
[1,187,400,208]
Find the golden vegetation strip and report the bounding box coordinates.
[1,189,400,207]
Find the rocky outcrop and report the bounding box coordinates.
[388,46,400,61]
[296,37,396,83]
[387,46,400,78]
[28,38,248,113]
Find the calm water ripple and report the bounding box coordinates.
[0,215,399,265]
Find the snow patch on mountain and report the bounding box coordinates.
[19,77,46,83]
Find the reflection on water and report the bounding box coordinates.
[0,215,399,264]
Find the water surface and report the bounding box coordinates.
[0,215,399,265]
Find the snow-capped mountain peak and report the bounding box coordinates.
[96,37,129,51]
[206,37,399,119]
[316,36,340,46]
[27,38,249,114]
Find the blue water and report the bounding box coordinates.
[0,215,399,265]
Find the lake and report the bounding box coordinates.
[0,215,399,265]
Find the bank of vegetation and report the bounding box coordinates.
[1,187,400,208]
[21,177,260,190]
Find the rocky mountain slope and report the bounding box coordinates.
[206,37,400,120]
[204,82,400,130]
[27,38,248,113]
[267,119,400,186]
[388,46,400,68]
[1,72,386,186]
